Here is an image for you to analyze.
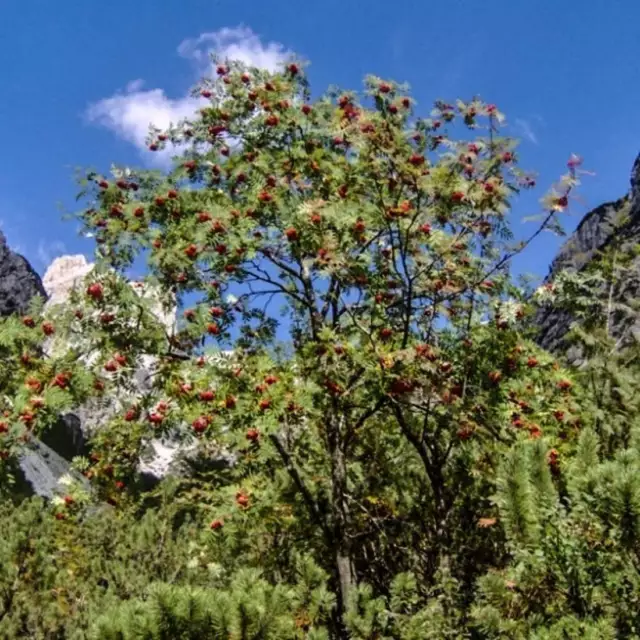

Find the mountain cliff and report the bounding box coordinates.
[536,153,640,352]
[0,231,47,315]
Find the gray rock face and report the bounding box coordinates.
[536,153,640,353]
[0,231,47,316]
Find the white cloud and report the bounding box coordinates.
[85,26,292,161]
[515,118,538,145]
[86,90,201,162]
[178,26,292,73]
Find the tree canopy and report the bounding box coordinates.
[1,59,639,639]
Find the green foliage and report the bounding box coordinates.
[1,57,640,639]
[92,568,331,640]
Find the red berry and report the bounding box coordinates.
[419,223,431,235]
[265,114,279,127]
[25,377,41,391]
[207,323,220,335]
[457,425,474,440]
[209,306,224,317]
[192,416,208,433]
[41,322,55,336]
[167,189,178,199]
[259,398,271,411]
[264,374,279,385]
[208,124,226,137]
[527,357,538,368]
[104,361,118,373]
[502,152,513,163]
[114,353,127,366]
[200,89,212,98]
[154,196,166,207]
[301,104,312,115]
[379,327,393,340]
[241,73,251,84]
[488,371,502,384]
[557,379,572,391]
[87,283,104,300]
[149,143,158,151]
[285,227,298,241]
[199,390,216,402]
[378,82,391,93]
[235,492,249,508]
[451,191,465,202]
[210,519,224,530]
[98,180,109,189]
[555,195,569,208]
[246,428,260,442]
[216,65,227,75]
[22,316,35,328]
[184,244,199,259]
[52,372,71,389]
[408,154,424,166]
[258,191,273,203]
[124,408,137,421]
[225,395,237,409]
[148,412,164,425]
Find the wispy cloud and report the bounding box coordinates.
[36,239,67,268]
[125,79,145,93]
[85,26,293,164]
[515,118,539,145]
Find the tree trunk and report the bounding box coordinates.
[328,412,354,638]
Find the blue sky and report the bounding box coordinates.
[1,0,639,282]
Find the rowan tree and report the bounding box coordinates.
[0,58,619,639]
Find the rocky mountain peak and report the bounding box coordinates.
[42,254,93,305]
[0,231,47,316]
